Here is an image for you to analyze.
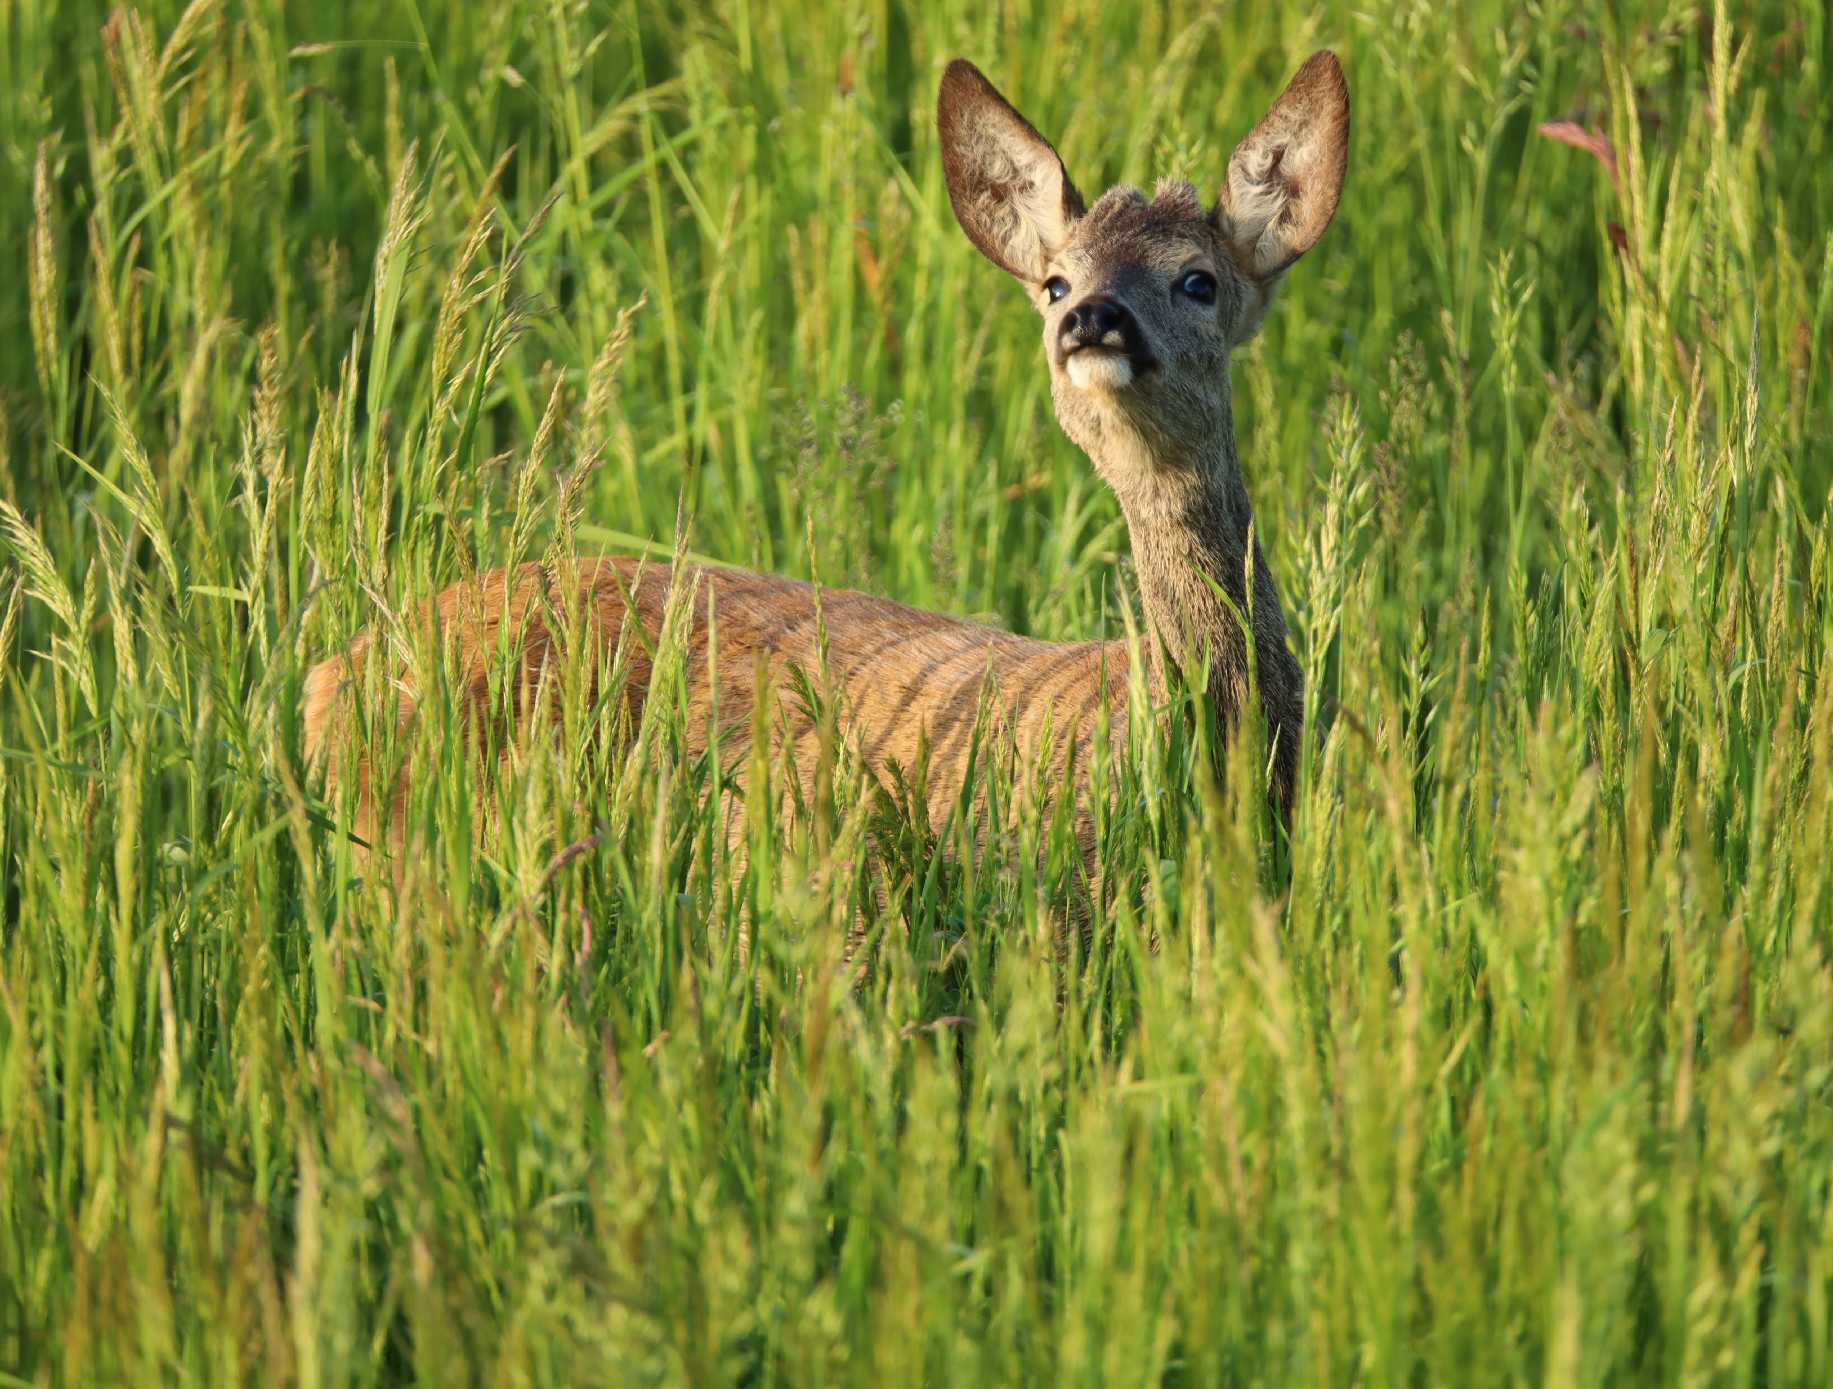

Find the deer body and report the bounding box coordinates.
[303,53,1350,867]
[301,556,1131,852]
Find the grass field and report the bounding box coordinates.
[3,0,1833,1383]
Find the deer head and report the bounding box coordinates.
[937,53,1350,506]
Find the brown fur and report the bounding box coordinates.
[302,53,1352,876]
[301,558,1126,854]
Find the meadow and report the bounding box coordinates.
[3,0,1833,1383]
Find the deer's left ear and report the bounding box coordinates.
[1216,51,1350,283]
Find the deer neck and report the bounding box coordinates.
[1087,385,1304,801]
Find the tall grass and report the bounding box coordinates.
[2,0,1832,1383]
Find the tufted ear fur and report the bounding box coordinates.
[1217,51,1350,284]
[937,59,1085,282]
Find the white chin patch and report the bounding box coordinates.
[1066,351,1134,391]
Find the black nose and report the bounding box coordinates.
[1064,296,1129,345]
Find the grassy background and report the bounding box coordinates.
[4,0,1833,1383]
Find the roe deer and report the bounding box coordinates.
[302,52,1350,877]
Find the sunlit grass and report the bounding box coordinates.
[2,1,1832,1384]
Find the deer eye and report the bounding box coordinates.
[1043,276,1071,303]
[1176,269,1218,304]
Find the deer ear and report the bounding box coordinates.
[938,59,1085,281]
[1217,51,1350,282]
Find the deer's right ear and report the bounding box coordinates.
[937,60,1085,282]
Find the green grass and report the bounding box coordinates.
[3,0,1833,1383]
